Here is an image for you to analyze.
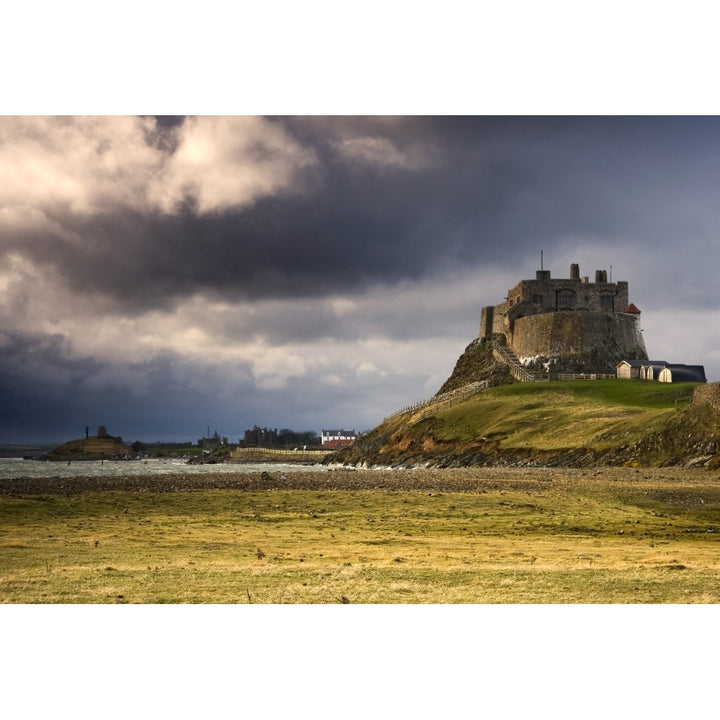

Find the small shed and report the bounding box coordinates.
[616,359,646,379]
[641,361,669,381]
[617,359,668,380]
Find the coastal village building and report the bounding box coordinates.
[198,430,227,449]
[321,429,359,449]
[617,359,662,380]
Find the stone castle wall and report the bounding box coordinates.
[511,312,647,364]
[693,383,720,412]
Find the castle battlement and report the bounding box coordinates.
[481,263,632,340]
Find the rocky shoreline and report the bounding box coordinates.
[0,465,714,497]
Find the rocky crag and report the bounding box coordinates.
[435,337,513,395]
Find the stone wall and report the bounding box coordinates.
[510,312,647,372]
[693,382,720,412]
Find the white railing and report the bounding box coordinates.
[492,343,542,382]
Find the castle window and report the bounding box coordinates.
[600,293,614,310]
[532,294,541,303]
[557,290,575,307]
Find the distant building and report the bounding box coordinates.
[321,429,359,448]
[243,426,278,447]
[198,430,227,449]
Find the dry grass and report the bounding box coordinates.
[2,467,720,603]
[432,381,690,451]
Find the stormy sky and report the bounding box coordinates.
[2,115,720,443]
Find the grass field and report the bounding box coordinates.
[432,379,697,451]
[2,467,720,603]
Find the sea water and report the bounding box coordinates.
[0,457,329,481]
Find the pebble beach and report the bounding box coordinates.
[0,464,715,496]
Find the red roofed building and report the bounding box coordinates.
[321,429,359,448]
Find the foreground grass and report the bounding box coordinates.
[2,468,720,603]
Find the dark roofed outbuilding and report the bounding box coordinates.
[658,364,707,384]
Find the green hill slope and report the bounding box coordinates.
[331,380,720,469]
[42,436,134,461]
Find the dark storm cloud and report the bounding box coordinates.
[0,331,103,440]
[0,323,429,443]
[4,115,717,313]
[0,330,249,442]
[3,116,720,442]
[0,116,716,313]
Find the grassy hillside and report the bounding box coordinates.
[331,380,720,469]
[433,380,692,450]
[42,436,134,461]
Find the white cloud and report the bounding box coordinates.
[0,116,318,227]
[148,116,318,214]
[332,135,435,170]
[0,116,163,216]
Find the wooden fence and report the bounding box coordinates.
[230,447,331,459]
[384,380,491,423]
[382,346,618,425]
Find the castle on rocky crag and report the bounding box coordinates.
[480,262,648,373]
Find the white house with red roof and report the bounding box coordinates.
[321,429,359,448]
